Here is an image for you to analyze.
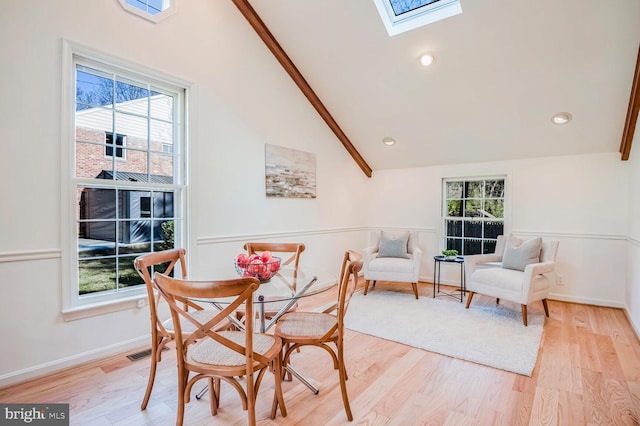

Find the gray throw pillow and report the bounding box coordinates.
[377,231,410,258]
[502,236,542,271]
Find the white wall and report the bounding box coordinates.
[367,152,629,306]
[626,122,640,333]
[0,0,635,387]
[0,0,368,385]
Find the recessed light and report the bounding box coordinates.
[420,53,436,66]
[382,137,396,146]
[551,112,572,125]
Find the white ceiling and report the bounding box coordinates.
[245,0,640,172]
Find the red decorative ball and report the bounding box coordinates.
[234,255,281,282]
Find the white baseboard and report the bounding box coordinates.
[546,292,625,309]
[0,336,149,388]
[623,306,640,341]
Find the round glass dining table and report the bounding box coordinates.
[189,264,337,395]
[190,265,338,332]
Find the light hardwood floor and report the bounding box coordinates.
[2,281,640,425]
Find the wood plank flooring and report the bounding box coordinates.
[2,281,640,425]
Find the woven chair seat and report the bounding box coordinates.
[189,331,279,367]
[272,250,362,422]
[163,309,228,333]
[276,312,337,339]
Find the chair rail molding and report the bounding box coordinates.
[196,226,367,245]
[512,231,627,241]
[0,249,61,263]
[367,226,437,234]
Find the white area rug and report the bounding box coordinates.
[344,291,544,376]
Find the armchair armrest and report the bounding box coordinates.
[362,245,378,263]
[464,253,502,276]
[521,261,556,299]
[412,247,423,272]
[524,261,555,276]
[363,246,377,256]
[361,246,377,275]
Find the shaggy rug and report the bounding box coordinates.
[344,290,544,376]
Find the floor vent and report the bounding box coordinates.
[127,347,168,362]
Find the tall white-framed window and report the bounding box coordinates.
[62,41,187,315]
[442,177,505,255]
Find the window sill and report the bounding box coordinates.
[62,295,148,321]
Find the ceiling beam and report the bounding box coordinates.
[620,44,640,161]
[231,0,373,177]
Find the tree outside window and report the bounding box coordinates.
[443,178,505,255]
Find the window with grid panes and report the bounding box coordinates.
[72,56,184,303]
[443,178,505,255]
[105,132,126,158]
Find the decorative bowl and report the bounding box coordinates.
[234,256,281,282]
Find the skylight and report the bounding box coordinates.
[118,0,176,23]
[374,0,462,36]
[389,0,439,16]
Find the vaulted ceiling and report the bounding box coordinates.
[234,0,640,174]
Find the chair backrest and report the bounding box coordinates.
[337,250,364,331]
[369,230,418,254]
[540,240,559,263]
[493,235,507,257]
[153,273,270,370]
[244,242,306,270]
[134,249,187,333]
[494,235,559,263]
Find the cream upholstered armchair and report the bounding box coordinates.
[464,235,559,326]
[362,230,422,299]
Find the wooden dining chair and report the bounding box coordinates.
[133,249,229,410]
[243,242,306,271]
[154,273,287,426]
[272,250,363,421]
[238,242,306,322]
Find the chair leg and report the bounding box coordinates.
[140,336,162,410]
[209,378,220,416]
[465,291,475,309]
[246,370,257,426]
[176,364,187,426]
[364,280,371,295]
[270,356,287,419]
[337,341,353,421]
[521,304,528,326]
[283,342,293,381]
[542,299,550,317]
[411,282,419,299]
[140,354,157,410]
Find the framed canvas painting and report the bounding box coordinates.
[265,144,316,198]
